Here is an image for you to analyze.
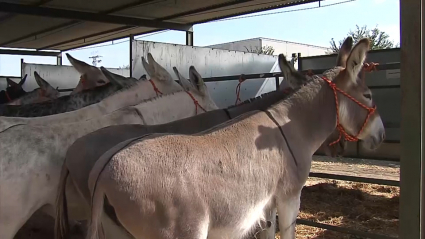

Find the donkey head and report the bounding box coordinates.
[172,66,194,91]
[66,53,110,95]
[172,65,218,111]
[5,75,27,99]
[324,37,385,150]
[279,54,346,157]
[141,53,184,93]
[34,71,60,101]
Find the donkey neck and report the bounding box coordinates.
[268,77,337,158]
[99,79,180,111]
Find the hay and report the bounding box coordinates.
[276,156,400,239]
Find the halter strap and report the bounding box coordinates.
[38,89,47,98]
[185,91,206,115]
[263,110,298,167]
[4,91,11,102]
[234,75,246,105]
[321,76,377,146]
[149,79,163,96]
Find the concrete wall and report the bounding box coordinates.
[132,40,279,108]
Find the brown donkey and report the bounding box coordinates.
[86,38,384,239]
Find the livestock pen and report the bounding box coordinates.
[0,0,422,239]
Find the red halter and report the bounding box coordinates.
[321,76,377,146]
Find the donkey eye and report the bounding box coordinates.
[363,93,372,100]
[97,80,106,84]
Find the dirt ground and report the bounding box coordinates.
[278,155,400,239]
[15,156,400,239]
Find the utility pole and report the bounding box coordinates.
[89,51,102,66]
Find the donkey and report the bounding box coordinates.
[7,71,60,105]
[53,50,351,239]
[0,53,179,120]
[0,75,27,104]
[0,64,218,239]
[85,38,385,239]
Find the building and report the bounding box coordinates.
[207,37,330,69]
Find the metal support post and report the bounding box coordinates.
[56,52,62,65]
[186,27,193,46]
[129,35,134,77]
[400,0,423,238]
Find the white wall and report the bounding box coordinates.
[132,40,277,108]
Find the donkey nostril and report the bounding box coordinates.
[381,132,386,141]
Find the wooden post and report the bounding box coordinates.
[399,0,423,238]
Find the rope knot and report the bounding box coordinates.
[149,79,163,96]
[185,91,206,115]
[234,74,246,105]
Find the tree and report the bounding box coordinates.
[328,25,399,54]
[244,45,275,55]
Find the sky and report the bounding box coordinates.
[0,0,400,76]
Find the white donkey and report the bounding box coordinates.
[85,38,385,239]
[0,53,184,131]
[0,62,218,239]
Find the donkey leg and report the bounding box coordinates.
[0,202,40,239]
[276,191,301,239]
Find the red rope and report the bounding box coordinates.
[5,91,11,102]
[149,79,163,96]
[38,89,46,98]
[235,75,246,105]
[321,76,376,146]
[185,91,206,115]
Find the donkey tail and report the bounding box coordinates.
[54,164,70,239]
[86,183,106,239]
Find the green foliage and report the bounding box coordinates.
[328,25,399,54]
[244,45,275,55]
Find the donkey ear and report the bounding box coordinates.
[345,38,370,83]
[173,67,193,91]
[142,55,155,78]
[66,53,93,75]
[139,74,147,81]
[148,53,174,83]
[34,71,52,89]
[189,66,207,95]
[278,54,308,88]
[6,78,18,87]
[19,74,28,86]
[336,37,353,67]
[99,67,125,88]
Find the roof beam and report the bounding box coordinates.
[0,0,54,24]
[0,2,193,32]
[0,48,60,56]
[0,0,158,47]
[41,0,258,51]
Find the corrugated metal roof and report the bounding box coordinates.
[0,0,318,51]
